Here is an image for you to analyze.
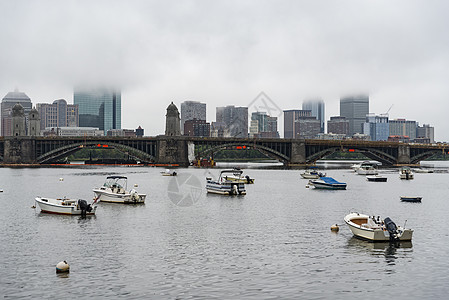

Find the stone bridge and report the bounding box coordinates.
[0,136,446,166]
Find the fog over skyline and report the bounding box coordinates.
[1,0,448,140]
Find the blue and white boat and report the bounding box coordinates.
[206,169,247,195]
[309,177,347,190]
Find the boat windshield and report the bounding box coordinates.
[103,177,127,189]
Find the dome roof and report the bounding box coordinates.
[166,102,180,116]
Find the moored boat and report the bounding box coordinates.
[308,177,347,190]
[399,167,414,180]
[93,176,146,204]
[206,169,246,195]
[356,161,379,175]
[300,169,326,179]
[35,197,97,215]
[344,212,413,242]
[400,196,422,202]
[366,175,387,182]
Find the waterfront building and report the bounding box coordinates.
[389,119,417,141]
[165,102,181,136]
[388,135,410,143]
[180,101,206,135]
[36,99,79,130]
[74,87,121,134]
[302,99,325,133]
[283,110,311,138]
[327,116,349,136]
[1,89,33,136]
[317,133,347,140]
[107,129,136,137]
[42,127,103,137]
[416,124,434,143]
[340,95,369,136]
[215,105,248,138]
[363,113,389,141]
[184,119,210,137]
[295,116,321,139]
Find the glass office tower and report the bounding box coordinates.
[340,95,369,136]
[74,88,121,134]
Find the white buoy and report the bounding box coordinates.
[59,178,64,181]
[56,261,70,273]
[330,224,340,232]
[134,184,138,187]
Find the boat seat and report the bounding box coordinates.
[118,188,125,194]
[367,217,381,229]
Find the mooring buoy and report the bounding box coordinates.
[56,261,70,273]
[134,184,138,187]
[59,178,64,181]
[330,224,340,232]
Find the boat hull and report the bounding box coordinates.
[366,175,387,182]
[344,213,413,242]
[206,181,246,195]
[35,197,96,215]
[300,174,319,179]
[401,197,422,202]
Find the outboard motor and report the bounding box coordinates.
[245,175,251,183]
[384,217,399,242]
[231,184,238,195]
[78,199,92,217]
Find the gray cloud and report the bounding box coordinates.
[1,0,448,140]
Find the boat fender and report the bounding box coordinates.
[56,261,70,273]
[330,224,339,232]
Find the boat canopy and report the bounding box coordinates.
[320,177,345,184]
[106,176,128,180]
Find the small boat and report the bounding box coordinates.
[223,174,255,184]
[308,177,347,190]
[400,196,422,202]
[160,169,177,176]
[399,167,414,180]
[206,169,246,195]
[413,168,434,173]
[350,163,361,172]
[35,197,98,215]
[344,212,413,242]
[356,161,379,175]
[366,175,387,182]
[300,169,326,179]
[93,176,146,204]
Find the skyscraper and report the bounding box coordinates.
[283,110,311,138]
[389,119,417,141]
[1,89,33,136]
[36,99,79,129]
[215,105,248,138]
[180,101,206,134]
[363,113,389,141]
[302,99,325,133]
[340,95,369,136]
[74,87,121,134]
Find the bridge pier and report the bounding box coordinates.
[157,137,190,167]
[4,137,36,164]
[289,140,306,165]
[397,144,411,165]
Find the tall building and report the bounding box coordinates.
[283,110,311,138]
[1,89,33,136]
[36,99,79,130]
[340,95,369,136]
[327,116,349,136]
[363,113,389,141]
[295,116,321,139]
[389,119,417,141]
[180,101,206,134]
[251,112,268,133]
[184,119,210,137]
[416,124,434,143]
[215,106,248,138]
[74,87,121,134]
[302,99,325,133]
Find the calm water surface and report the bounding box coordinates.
[1,164,449,299]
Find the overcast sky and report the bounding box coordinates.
[1,0,448,140]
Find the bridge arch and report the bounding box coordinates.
[197,142,290,163]
[36,141,156,164]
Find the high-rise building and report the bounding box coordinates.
[1,89,33,136]
[180,101,206,134]
[389,119,417,141]
[340,95,369,136]
[215,106,248,138]
[184,119,210,137]
[36,99,79,130]
[74,87,121,134]
[295,116,321,139]
[251,112,267,133]
[327,116,349,136]
[302,99,325,133]
[283,110,311,138]
[416,124,434,143]
[363,113,389,141]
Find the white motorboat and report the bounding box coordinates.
[344,212,413,242]
[35,197,98,215]
[300,169,326,179]
[161,169,177,176]
[399,167,414,180]
[366,175,387,182]
[413,168,434,173]
[308,177,347,190]
[356,161,379,175]
[350,163,361,172]
[206,169,246,195]
[223,174,255,184]
[93,176,146,204]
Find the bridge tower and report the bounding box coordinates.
[165,102,181,136]
[28,107,40,136]
[12,103,26,137]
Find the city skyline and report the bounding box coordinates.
[1,1,448,140]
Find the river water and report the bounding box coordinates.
[1,162,449,299]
